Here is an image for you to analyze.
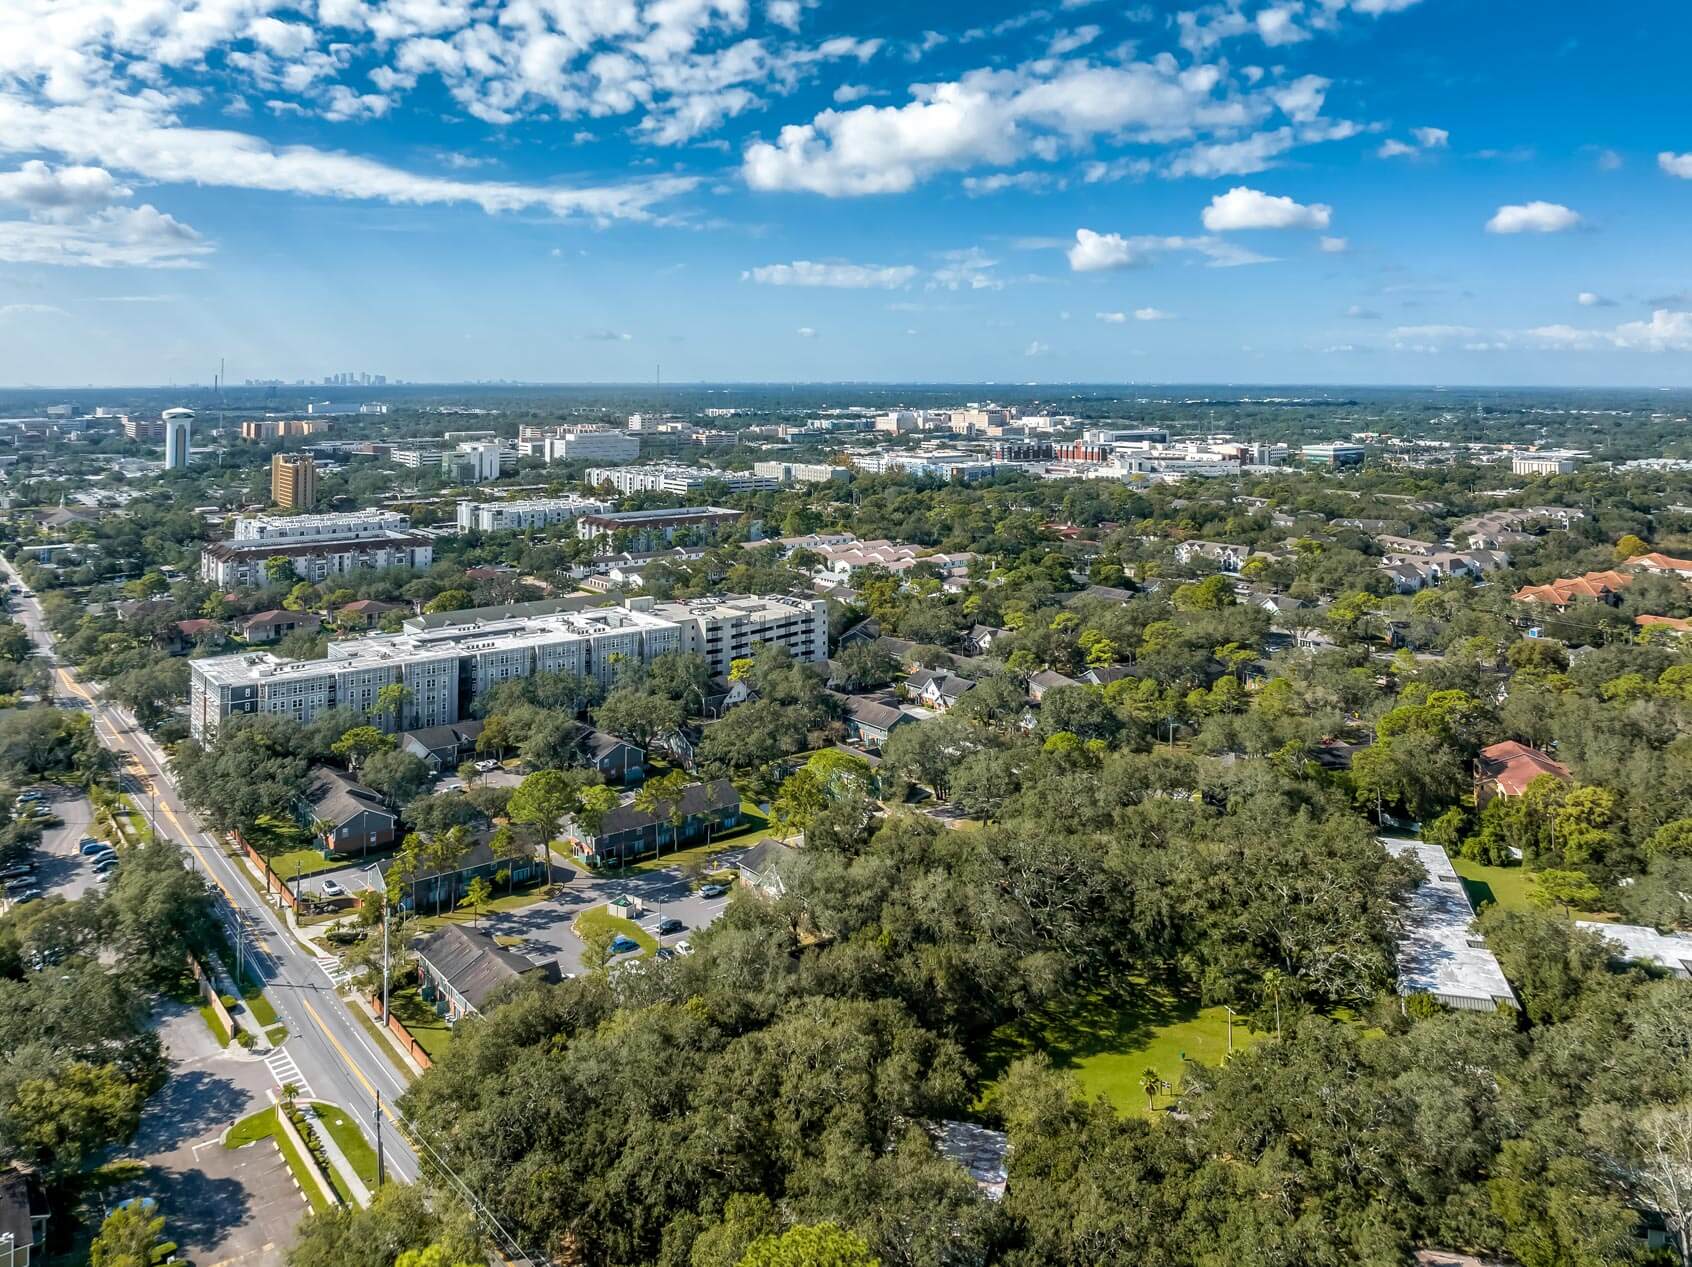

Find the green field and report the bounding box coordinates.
[980,979,1263,1115]
[1450,857,1535,913]
[385,986,454,1063]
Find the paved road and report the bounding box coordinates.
[3,564,422,1192]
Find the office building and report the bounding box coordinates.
[188,593,825,740]
[576,506,745,549]
[752,460,849,485]
[392,444,443,469]
[586,463,778,496]
[162,407,193,469]
[442,442,515,484]
[530,429,641,464]
[270,453,318,510]
[455,496,614,532]
[1512,451,1578,476]
[199,509,433,587]
[123,416,164,443]
[1301,442,1366,468]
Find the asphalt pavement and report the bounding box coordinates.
[3,562,423,1192]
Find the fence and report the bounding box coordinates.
[370,994,433,1070]
[233,831,301,912]
[188,953,237,1042]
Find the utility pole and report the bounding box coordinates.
[375,1089,385,1189]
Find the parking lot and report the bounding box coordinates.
[2,786,109,913]
[306,845,750,976]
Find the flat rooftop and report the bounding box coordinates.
[1577,921,1692,976]
[1382,838,1517,1010]
[580,506,740,524]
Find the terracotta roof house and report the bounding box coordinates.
[1511,569,1633,609]
[336,598,407,629]
[1637,614,1692,635]
[413,925,558,1023]
[1625,551,1692,576]
[1475,740,1573,803]
[241,608,323,644]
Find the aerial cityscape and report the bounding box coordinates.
[4,3,1692,1267]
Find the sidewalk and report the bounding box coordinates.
[306,1103,373,1208]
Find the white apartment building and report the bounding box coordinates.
[442,442,515,483]
[392,445,443,468]
[201,509,433,587]
[587,464,778,495]
[752,460,849,485]
[516,428,641,464]
[187,593,825,739]
[456,495,614,532]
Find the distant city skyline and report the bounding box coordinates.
[0,1,1689,386]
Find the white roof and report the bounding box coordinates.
[1577,921,1692,975]
[1382,839,1517,1009]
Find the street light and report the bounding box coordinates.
[364,864,389,1023]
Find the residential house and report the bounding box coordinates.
[1511,568,1632,609]
[906,669,975,711]
[578,728,645,783]
[399,720,486,773]
[833,693,913,749]
[413,925,558,1024]
[163,617,225,654]
[1066,583,1135,605]
[1174,540,1250,572]
[383,835,546,914]
[0,1166,48,1267]
[964,625,1010,655]
[1376,534,1439,556]
[1382,838,1518,1012]
[570,777,742,866]
[337,598,406,630]
[301,767,398,856]
[704,674,755,718]
[1474,740,1573,804]
[738,837,797,897]
[1625,551,1692,578]
[654,725,702,770]
[1081,665,1141,687]
[241,608,323,644]
[1637,614,1692,636]
[1026,669,1081,703]
[1253,593,1310,620]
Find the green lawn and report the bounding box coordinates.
[979,979,1263,1116]
[574,905,657,958]
[412,881,551,932]
[310,1104,382,1191]
[1451,857,1535,913]
[385,985,455,1063]
[198,1002,232,1047]
[224,1106,331,1214]
[236,975,280,1029]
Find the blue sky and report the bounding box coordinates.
[0,0,1690,386]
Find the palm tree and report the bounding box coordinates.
[1261,968,1287,1039]
[1140,1067,1162,1112]
[462,876,493,927]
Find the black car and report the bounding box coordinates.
[656,917,685,936]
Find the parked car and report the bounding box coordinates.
[698,883,727,899]
[84,848,117,865]
[475,759,500,772]
[7,888,40,904]
[607,935,641,956]
[673,940,694,956]
[92,856,120,874]
[79,839,111,856]
[320,879,346,898]
[655,917,684,936]
[0,863,35,881]
[656,947,676,961]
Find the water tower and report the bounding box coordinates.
[162,406,194,470]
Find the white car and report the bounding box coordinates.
[320,879,346,898]
[673,940,695,956]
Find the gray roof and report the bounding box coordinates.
[413,924,545,1012]
[836,694,909,733]
[304,767,395,828]
[908,669,975,700]
[1028,669,1080,691]
[1382,839,1517,1010]
[581,728,642,760]
[594,777,739,837]
[739,837,795,878]
[400,719,485,753]
[403,593,616,632]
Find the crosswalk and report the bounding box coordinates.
[314,953,352,989]
[264,1046,312,1099]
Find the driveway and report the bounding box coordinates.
[112,1003,303,1267]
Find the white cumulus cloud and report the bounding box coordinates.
[1067,228,1136,271]
[1096,310,1126,323]
[1135,306,1172,320]
[1202,185,1331,230]
[1659,152,1692,178]
[1485,201,1582,233]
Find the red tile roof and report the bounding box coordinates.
[1477,740,1572,797]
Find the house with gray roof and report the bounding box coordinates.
[301,767,397,856]
[569,777,743,867]
[413,924,558,1023]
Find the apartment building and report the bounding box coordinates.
[199,509,433,587]
[576,506,746,549]
[1302,442,1366,468]
[270,453,317,510]
[442,441,516,483]
[187,593,825,739]
[455,495,614,532]
[752,460,848,485]
[586,463,778,496]
[1511,451,1578,476]
[518,428,640,463]
[241,419,330,441]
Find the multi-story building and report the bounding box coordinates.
[531,429,641,464]
[392,444,443,469]
[455,495,614,532]
[586,463,778,496]
[442,442,516,484]
[123,416,164,443]
[187,593,825,739]
[199,509,433,587]
[1511,451,1578,476]
[751,460,848,485]
[1302,442,1366,468]
[241,419,331,441]
[576,506,746,550]
[270,453,317,509]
